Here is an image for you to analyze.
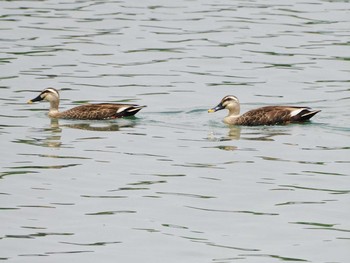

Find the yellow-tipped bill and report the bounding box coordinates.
[27,100,33,104]
[208,104,224,113]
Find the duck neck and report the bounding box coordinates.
[48,100,60,118]
[227,104,240,117]
[224,115,239,124]
[223,105,240,124]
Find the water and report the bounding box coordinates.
[1,0,349,262]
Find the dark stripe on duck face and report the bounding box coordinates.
[42,88,59,98]
[221,95,239,104]
[208,95,239,113]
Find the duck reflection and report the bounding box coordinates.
[228,126,241,140]
[208,126,242,142]
[17,119,62,148]
[21,118,138,149]
[53,118,138,132]
[42,118,62,148]
[208,125,293,151]
[242,126,292,141]
[223,125,292,141]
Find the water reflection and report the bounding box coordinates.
[207,126,241,143]
[1,0,349,262]
[59,118,139,132]
[13,121,62,148]
[208,125,293,144]
[242,127,291,141]
[62,122,133,132]
[12,117,141,152]
[228,126,242,140]
[13,119,62,148]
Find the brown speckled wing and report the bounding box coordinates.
[60,104,141,120]
[236,106,301,126]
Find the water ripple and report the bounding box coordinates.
[1,1,349,262]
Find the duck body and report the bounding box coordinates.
[51,103,145,120]
[209,95,320,126]
[28,88,146,120]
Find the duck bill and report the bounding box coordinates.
[208,103,224,113]
[27,95,43,104]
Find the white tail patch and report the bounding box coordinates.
[128,107,143,112]
[290,108,305,117]
[116,107,128,113]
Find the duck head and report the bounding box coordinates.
[28,88,60,104]
[208,95,240,115]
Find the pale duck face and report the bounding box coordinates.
[221,95,239,111]
[208,95,240,114]
[39,88,60,102]
[28,88,60,104]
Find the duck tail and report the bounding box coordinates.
[299,109,321,121]
[116,105,147,118]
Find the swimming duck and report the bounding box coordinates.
[208,95,320,126]
[28,88,146,120]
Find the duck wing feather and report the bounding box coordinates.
[235,106,320,126]
[60,103,145,120]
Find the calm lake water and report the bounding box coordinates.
[1,0,349,262]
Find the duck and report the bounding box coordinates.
[208,95,320,126]
[28,88,146,120]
